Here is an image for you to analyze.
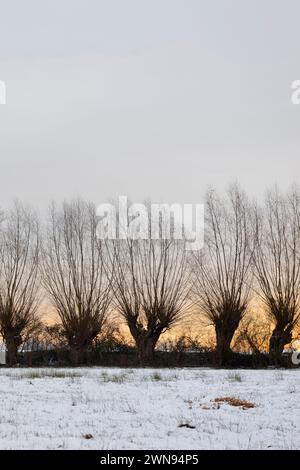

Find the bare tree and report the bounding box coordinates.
[233,317,272,354]
[0,202,40,366]
[191,186,254,363]
[111,233,190,364]
[42,200,113,365]
[254,187,300,359]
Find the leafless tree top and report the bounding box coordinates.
[42,200,113,344]
[112,235,191,335]
[254,186,300,328]
[192,185,255,324]
[0,201,40,336]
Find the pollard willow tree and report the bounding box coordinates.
[254,188,300,358]
[110,214,191,365]
[191,186,254,363]
[42,200,113,364]
[0,202,40,366]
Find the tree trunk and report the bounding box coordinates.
[215,324,236,365]
[135,333,159,365]
[5,333,19,366]
[70,346,86,366]
[269,324,292,361]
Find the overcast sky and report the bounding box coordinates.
[0,0,299,209]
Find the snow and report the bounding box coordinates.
[0,351,5,365]
[0,367,299,450]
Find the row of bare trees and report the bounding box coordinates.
[0,186,299,366]
[192,186,300,363]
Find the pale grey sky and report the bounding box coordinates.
[0,0,299,208]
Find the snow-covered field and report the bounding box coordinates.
[0,367,299,450]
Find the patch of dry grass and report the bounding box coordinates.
[11,370,82,380]
[213,396,256,409]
